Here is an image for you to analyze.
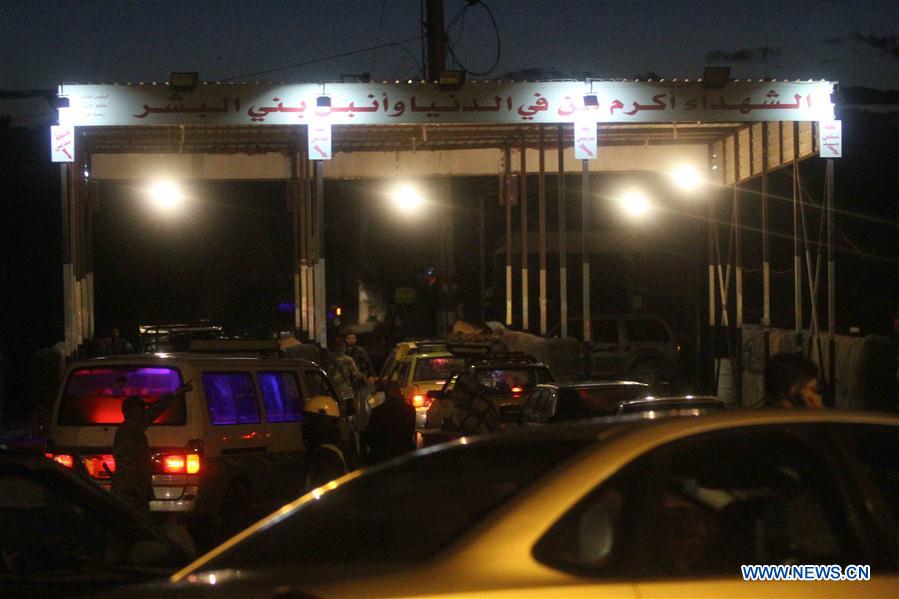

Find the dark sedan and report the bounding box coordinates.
[0,447,191,597]
[519,381,650,424]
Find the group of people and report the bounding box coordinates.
[298,333,417,489]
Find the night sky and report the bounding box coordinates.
[2,0,898,94]
[1,0,897,420]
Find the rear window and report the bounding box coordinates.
[202,372,260,425]
[58,367,185,425]
[567,385,649,416]
[258,372,304,423]
[475,367,554,394]
[198,438,593,568]
[413,357,464,382]
[624,319,671,343]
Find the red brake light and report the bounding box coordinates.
[46,453,74,468]
[160,452,201,474]
[511,386,524,393]
[163,454,186,473]
[412,394,427,408]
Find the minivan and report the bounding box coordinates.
[45,346,349,542]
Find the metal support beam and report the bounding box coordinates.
[301,146,311,337]
[538,125,547,334]
[761,126,770,327]
[826,158,836,407]
[504,144,512,326]
[61,163,75,356]
[290,148,301,332]
[581,159,591,343]
[792,123,803,347]
[479,194,486,323]
[520,135,529,331]
[557,126,568,338]
[314,160,327,347]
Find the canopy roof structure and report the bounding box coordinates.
[54,78,841,404]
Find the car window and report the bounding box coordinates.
[474,367,553,394]
[624,319,670,343]
[306,369,340,402]
[390,360,411,384]
[202,372,260,425]
[521,389,544,423]
[0,469,177,575]
[535,426,859,578]
[258,371,304,423]
[196,439,594,569]
[575,385,648,416]
[413,357,465,382]
[841,424,899,525]
[594,320,619,344]
[58,366,185,426]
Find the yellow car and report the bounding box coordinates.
[160,411,899,597]
[384,351,465,428]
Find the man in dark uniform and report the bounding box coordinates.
[112,381,192,515]
[364,380,415,464]
[345,333,374,379]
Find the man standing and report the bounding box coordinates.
[112,381,192,515]
[364,380,415,464]
[345,333,374,379]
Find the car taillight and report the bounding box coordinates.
[161,452,201,474]
[510,386,523,393]
[45,453,74,468]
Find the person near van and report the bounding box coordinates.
[364,380,415,465]
[303,396,350,490]
[764,352,824,409]
[112,381,193,515]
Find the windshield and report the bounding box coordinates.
[413,357,464,382]
[197,438,592,569]
[475,367,553,394]
[57,367,185,426]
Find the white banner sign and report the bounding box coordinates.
[308,122,332,160]
[573,114,598,160]
[818,120,842,158]
[50,125,75,162]
[58,81,835,127]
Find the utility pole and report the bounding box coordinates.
[425,0,447,81]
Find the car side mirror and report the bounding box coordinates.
[426,390,443,402]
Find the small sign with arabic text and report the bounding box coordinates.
[308,122,332,160]
[50,125,75,162]
[573,114,597,160]
[818,120,841,158]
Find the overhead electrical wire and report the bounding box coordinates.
[222,34,423,82]
[368,0,388,74]
[445,0,501,77]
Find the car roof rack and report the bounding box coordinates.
[188,339,283,355]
